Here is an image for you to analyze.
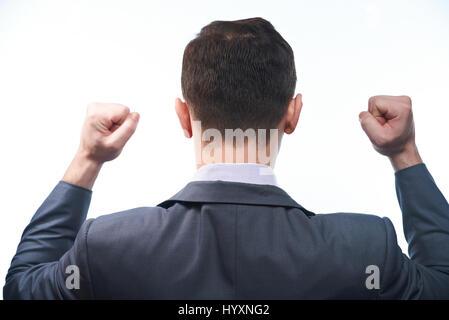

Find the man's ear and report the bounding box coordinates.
[175,98,192,138]
[283,93,303,134]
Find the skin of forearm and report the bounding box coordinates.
[62,149,103,190]
[389,141,423,172]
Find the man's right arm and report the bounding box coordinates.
[359,95,449,298]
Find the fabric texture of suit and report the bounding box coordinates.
[4,163,449,299]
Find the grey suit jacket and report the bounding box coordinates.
[4,164,449,299]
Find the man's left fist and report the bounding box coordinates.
[78,103,140,163]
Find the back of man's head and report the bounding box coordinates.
[181,17,296,132]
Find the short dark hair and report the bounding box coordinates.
[181,17,296,131]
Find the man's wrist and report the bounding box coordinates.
[62,150,103,190]
[388,141,422,172]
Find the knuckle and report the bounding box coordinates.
[368,96,377,105]
[400,95,412,104]
[397,96,412,110]
[113,103,129,113]
[360,117,369,127]
[111,104,130,117]
[122,105,130,114]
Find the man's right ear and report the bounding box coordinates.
[175,98,192,138]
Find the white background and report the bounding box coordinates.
[0,0,448,299]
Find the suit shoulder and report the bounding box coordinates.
[95,206,166,221]
[312,212,387,234]
[87,206,167,239]
[311,212,392,259]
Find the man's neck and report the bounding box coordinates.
[191,122,282,169]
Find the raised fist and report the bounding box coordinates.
[78,103,140,163]
[359,95,415,157]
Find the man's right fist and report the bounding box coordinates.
[359,95,415,157]
[78,103,140,163]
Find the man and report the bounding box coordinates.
[4,18,449,299]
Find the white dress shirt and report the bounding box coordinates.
[192,163,277,186]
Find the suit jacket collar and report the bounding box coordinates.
[157,180,315,217]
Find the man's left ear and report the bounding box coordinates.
[283,93,303,134]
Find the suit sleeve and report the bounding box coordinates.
[380,164,449,299]
[3,181,95,299]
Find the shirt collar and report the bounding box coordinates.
[192,163,278,186]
